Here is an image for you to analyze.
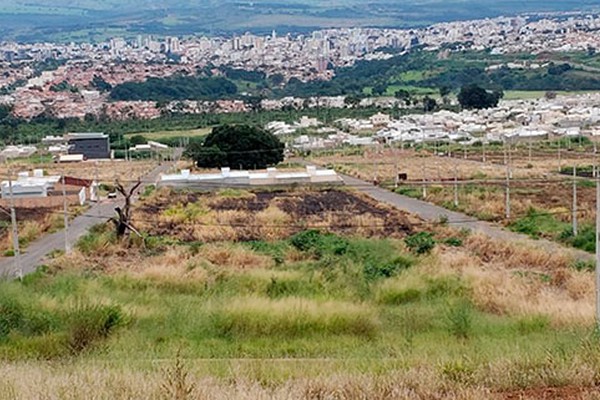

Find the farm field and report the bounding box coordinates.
[0,187,598,398]
[312,141,600,252]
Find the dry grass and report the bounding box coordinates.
[2,360,600,399]
[0,362,473,400]
[199,243,274,270]
[462,234,573,270]
[314,147,600,228]
[0,159,158,184]
[255,205,293,241]
[425,234,594,326]
[314,147,598,184]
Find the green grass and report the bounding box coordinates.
[0,233,591,365]
[503,90,600,100]
[509,207,596,253]
[0,230,597,399]
[125,127,211,141]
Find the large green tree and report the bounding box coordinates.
[458,85,503,110]
[186,124,284,169]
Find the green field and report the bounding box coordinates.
[503,90,600,100]
[125,127,211,141]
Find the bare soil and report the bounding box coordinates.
[497,386,600,399]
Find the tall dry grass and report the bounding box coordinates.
[430,236,594,326]
[2,360,600,399]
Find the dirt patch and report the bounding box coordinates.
[497,386,600,399]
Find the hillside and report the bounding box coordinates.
[0,0,596,42]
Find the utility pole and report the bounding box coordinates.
[422,159,427,199]
[558,140,562,173]
[596,169,600,329]
[7,170,22,280]
[505,152,511,220]
[453,161,459,208]
[573,165,578,236]
[508,142,513,179]
[394,162,399,189]
[372,150,377,184]
[528,141,532,164]
[482,140,486,163]
[62,173,70,254]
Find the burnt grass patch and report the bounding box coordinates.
[137,188,416,242]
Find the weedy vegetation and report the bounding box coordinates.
[0,187,598,398]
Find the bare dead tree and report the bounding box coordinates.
[112,179,142,238]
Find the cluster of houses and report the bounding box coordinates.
[0,169,96,208]
[270,94,600,151]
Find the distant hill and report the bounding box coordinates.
[0,0,596,42]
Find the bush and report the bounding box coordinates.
[66,305,124,354]
[446,301,473,340]
[76,223,119,255]
[0,296,24,339]
[363,256,413,281]
[289,230,349,258]
[404,232,436,255]
[443,237,463,247]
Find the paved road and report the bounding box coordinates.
[0,159,176,279]
[341,173,594,262]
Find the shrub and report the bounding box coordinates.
[404,232,436,255]
[66,305,125,354]
[565,226,596,253]
[0,296,24,339]
[363,256,413,281]
[446,301,473,340]
[290,230,349,258]
[140,184,156,199]
[247,240,289,265]
[76,224,117,255]
[443,237,463,247]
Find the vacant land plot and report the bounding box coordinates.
[313,145,600,252]
[0,159,158,184]
[0,186,596,398]
[135,188,416,243]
